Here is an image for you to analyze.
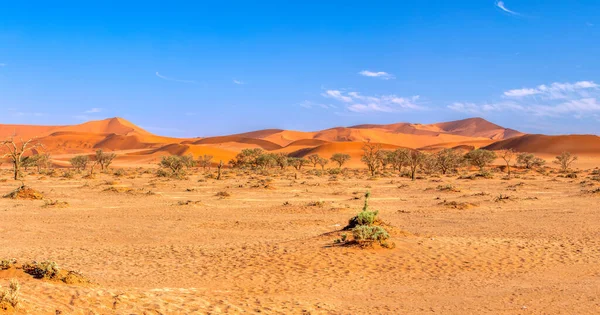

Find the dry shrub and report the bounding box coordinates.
[0,279,21,310]
[439,200,478,210]
[22,261,91,285]
[215,191,231,198]
[42,200,69,208]
[307,200,326,207]
[102,186,134,194]
[436,184,461,192]
[177,200,202,206]
[3,185,43,200]
[0,259,17,270]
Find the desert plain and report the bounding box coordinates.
[0,117,600,314]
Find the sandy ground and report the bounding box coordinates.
[1,166,600,314]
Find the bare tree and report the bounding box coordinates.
[500,149,516,178]
[554,151,578,172]
[1,137,43,180]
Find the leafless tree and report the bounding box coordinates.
[554,151,578,172]
[500,149,516,178]
[1,137,43,180]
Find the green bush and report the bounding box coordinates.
[352,225,390,243]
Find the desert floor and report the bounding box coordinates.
[1,167,600,314]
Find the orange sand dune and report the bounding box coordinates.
[0,125,60,140]
[133,143,238,163]
[352,117,523,140]
[35,132,110,154]
[0,117,151,140]
[418,139,497,151]
[192,136,282,151]
[57,117,151,136]
[430,117,523,139]
[484,134,600,155]
[290,142,403,167]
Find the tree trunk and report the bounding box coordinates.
[13,162,19,180]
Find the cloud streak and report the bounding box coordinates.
[155,72,197,84]
[85,108,102,113]
[358,70,395,80]
[233,79,245,85]
[495,1,520,16]
[449,80,600,117]
[322,90,423,113]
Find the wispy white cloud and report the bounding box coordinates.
[495,1,520,16]
[233,79,245,85]
[85,108,102,113]
[322,90,353,103]
[299,100,335,109]
[449,80,600,117]
[358,70,395,80]
[155,72,197,84]
[322,90,423,113]
[0,63,6,67]
[504,81,598,99]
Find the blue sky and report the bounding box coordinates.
[1,1,599,136]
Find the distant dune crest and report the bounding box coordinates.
[1,117,596,162]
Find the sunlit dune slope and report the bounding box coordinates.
[483,134,600,155]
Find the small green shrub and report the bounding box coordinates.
[352,225,390,243]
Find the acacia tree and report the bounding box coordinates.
[197,155,213,171]
[307,154,322,168]
[392,148,410,173]
[420,152,438,175]
[159,155,189,177]
[70,155,89,171]
[500,149,516,178]
[95,149,117,171]
[361,142,384,176]
[330,153,351,168]
[317,157,328,170]
[35,153,51,173]
[288,157,308,171]
[1,137,43,180]
[435,148,463,175]
[554,151,578,172]
[401,149,426,181]
[273,153,289,170]
[464,149,497,171]
[516,153,545,169]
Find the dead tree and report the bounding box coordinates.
[1,137,43,180]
